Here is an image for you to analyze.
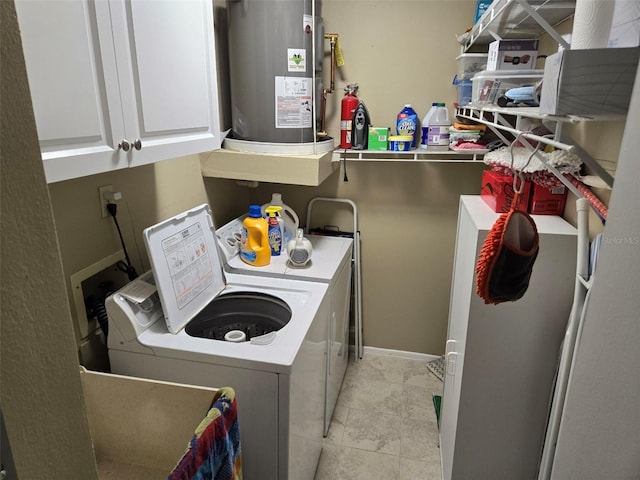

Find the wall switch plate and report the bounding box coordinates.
[98,185,113,218]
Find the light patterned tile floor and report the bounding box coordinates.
[314,353,443,480]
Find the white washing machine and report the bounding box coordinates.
[106,204,329,480]
[216,217,353,436]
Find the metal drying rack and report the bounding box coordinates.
[305,197,363,361]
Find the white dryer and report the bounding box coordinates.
[217,217,353,436]
[106,204,329,480]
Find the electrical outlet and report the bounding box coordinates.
[98,185,113,218]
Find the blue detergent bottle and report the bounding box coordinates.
[396,104,419,148]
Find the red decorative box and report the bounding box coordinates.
[528,183,568,215]
[480,170,531,213]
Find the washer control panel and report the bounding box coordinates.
[215,217,245,263]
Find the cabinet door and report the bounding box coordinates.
[110,0,221,168]
[440,202,479,480]
[16,0,129,183]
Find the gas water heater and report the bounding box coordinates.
[227,0,325,146]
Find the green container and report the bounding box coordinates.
[368,127,388,151]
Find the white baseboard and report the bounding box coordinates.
[351,345,442,363]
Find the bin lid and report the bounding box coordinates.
[472,69,545,80]
[456,53,489,60]
[453,75,474,86]
[143,204,226,334]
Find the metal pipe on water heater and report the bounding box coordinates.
[318,33,338,137]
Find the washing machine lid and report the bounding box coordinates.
[143,204,226,334]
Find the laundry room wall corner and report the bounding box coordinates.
[47,154,214,357]
[1,1,98,477]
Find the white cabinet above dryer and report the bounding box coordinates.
[440,196,577,480]
[16,0,221,184]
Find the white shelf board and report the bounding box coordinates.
[332,149,487,163]
[458,104,624,123]
[455,104,616,190]
[457,105,583,124]
[463,0,576,51]
[200,148,338,186]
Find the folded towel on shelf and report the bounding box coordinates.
[484,146,582,174]
[451,139,488,150]
[450,127,484,140]
[453,122,487,132]
[168,387,242,480]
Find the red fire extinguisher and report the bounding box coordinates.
[340,83,360,149]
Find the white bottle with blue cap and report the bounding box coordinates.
[420,102,439,149]
[261,193,299,244]
[426,103,451,151]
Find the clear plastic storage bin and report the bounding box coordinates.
[453,78,473,106]
[456,53,488,80]
[472,69,544,106]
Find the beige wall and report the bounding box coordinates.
[47,0,483,359]
[243,0,486,355]
[41,1,626,367]
[242,3,567,354]
[2,0,628,474]
[319,0,476,133]
[48,156,231,340]
[0,2,98,477]
[244,162,486,354]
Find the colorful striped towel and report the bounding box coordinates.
[168,387,242,480]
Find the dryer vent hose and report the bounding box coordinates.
[85,289,111,339]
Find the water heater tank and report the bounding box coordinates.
[228,0,324,144]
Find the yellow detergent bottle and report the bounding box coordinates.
[241,205,270,266]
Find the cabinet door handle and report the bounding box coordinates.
[445,339,456,354]
[118,139,131,151]
[118,139,142,151]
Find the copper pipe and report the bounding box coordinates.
[324,33,337,94]
[318,33,339,137]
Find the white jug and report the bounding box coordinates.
[261,193,299,244]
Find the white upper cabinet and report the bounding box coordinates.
[16,0,221,183]
[16,0,127,182]
[109,0,221,169]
